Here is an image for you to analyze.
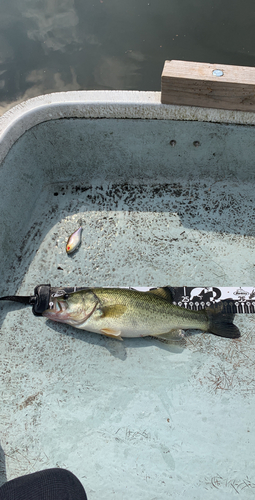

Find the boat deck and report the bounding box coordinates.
[1,96,255,499]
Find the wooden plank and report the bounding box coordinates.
[161,60,255,111]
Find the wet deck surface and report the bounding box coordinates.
[1,117,255,499]
[1,180,255,499]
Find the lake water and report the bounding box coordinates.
[1,0,255,114]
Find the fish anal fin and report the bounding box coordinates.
[155,328,185,340]
[147,287,173,303]
[100,328,123,341]
[101,305,126,318]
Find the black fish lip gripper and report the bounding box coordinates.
[0,284,89,316]
[0,284,51,316]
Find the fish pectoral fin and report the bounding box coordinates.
[147,287,173,303]
[101,305,126,318]
[100,328,123,341]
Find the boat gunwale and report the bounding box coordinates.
[1,90,255,165]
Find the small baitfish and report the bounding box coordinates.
[66,227,82,254]
[43,287,240,340]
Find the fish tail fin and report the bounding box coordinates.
[206,305,240,339]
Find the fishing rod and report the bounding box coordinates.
[0,284,254,315]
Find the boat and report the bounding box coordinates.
[0,88,254,498]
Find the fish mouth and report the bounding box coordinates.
[43,298,99,326]
[43,299,69,322]
[55,300,67,313]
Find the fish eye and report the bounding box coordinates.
[63,294,69,300]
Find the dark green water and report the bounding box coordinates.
[1,0,255,113]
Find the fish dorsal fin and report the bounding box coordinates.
[101,305,127,318]
[147,287,173,303]
[100,328,123,341]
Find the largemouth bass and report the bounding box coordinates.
[43,287,240,340]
